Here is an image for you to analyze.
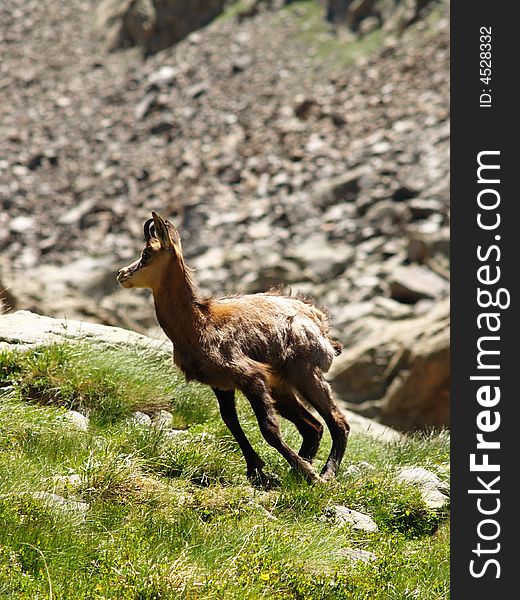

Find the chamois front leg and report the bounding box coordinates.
[212,388,268,486]
[241,380,323,484]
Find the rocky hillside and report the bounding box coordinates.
[0,0,449,429]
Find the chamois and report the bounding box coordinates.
[117,212,350,484]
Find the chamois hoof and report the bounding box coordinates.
[320,466,338,482]
[288,464,324,485]
[310,473,327,485]
[247,468,280,489]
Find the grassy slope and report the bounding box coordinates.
[220,0,385,69]
[221,0,447,72]
[0,342,449,598]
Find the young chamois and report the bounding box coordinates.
[117,212,350,484]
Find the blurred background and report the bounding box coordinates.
[0,0,449,431]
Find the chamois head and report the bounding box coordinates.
[117,212,182,290]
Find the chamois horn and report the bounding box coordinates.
[143,218,156,242]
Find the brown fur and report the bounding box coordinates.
[117,212,349,484]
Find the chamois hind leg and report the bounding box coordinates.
[239,377,322,484]
[272,388,324,463]
[212,388,267,485]
[292,369,350,481]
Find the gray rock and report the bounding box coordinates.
[341,409,403,443]
[329,340,393,404]
[244,259,314,292]
[163,429,188,440]
[396,467,449,510]
[408,198,443,220]
[135,91,159,121]
[130,411,153,426]
[0,311,169,354]
[64,410,89,432]
[96,0,155,51]
[314,167,368,210]
[152,410,175,429]
[330,299,450,430]
[96,0,227,55]
[381,311,449,430]
[148,65,177,86]
[337,548,377,563]
[75,262,128,300]
[192,247,229,271]
[373,297,414,320]
[333,301,374,328]
[29,491,89,516]
[388,265,448,303]
[328,505,379,532]
[287,236,354,282]
[58,197,97,226]
[186,81,209,99]
[10,215,35,234]
[364,200,409,226]
[406,226,450,264]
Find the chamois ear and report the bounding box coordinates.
[151,211,181,251]
[164,218,182,249]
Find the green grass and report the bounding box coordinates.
[222,0,447,71]
[283,0,385,68]
[218,0,250,21]
[0,342,449,598]
[221,0,385,69]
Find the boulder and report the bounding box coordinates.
[129,411,153,426]
[388,264,448,304]
[314,167,369,210]
[327,505,379,532]
[373,297,414,320]
[329,299,449,430]
[0,310,169,353]
[342,409,402,443]
[64,410,90,432]
[152,409,175,429]
[242,258,315,292]
[396,466,449,509]
[287,236,354,282]
[96,0,228,55]
[406,225,450,264]
[333,301,374,328]
[28,492,89,520]
[381,317,449,430]
[337,548,377,563]
[95,0,155,51]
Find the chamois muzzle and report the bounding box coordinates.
[117,263,138,288]
[117,268,131,287]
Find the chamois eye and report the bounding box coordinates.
[142,250,151,261]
